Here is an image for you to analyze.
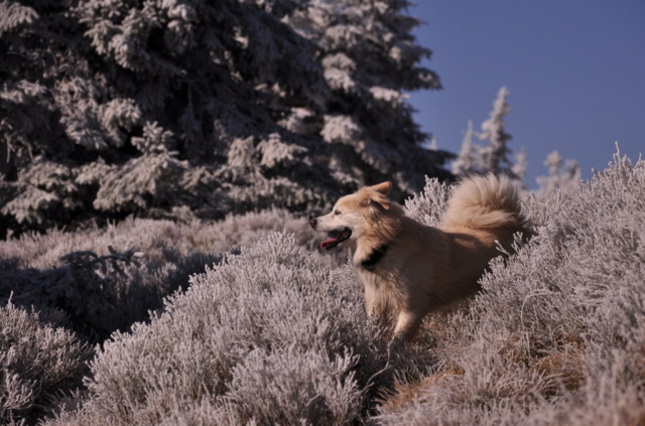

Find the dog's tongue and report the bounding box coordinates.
[320,236,340,250]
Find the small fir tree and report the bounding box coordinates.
[537,150,581,194]
[452,120,480,176]
[479,86,516,178]
[512,146,528,182]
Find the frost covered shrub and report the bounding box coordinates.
[0,209,349,424]
[377,150,645,424]
[47,233,417,425]
[0,209,333,341]
[0,208,339,279]
[0,209,319,271]
[6,151,644,425]
[403,175,451,227]
[0,244,208,342]
[0,302,91,424]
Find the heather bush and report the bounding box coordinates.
[403,175,451,227]
[46,233,425,425]
[377,149,645,424]
[0,209,335,342]
[0,208,323,271]
[0,209,352,424]
[1,234,210,342]
[3,151,643,425]
[0,301,91,424]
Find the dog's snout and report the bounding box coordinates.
[309,216,317,229]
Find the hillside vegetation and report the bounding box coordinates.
[0,150,642,425]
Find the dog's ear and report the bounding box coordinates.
[369,181,392,196]
[369,193,391,211]
[366,182,392,211]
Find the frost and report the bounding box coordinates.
[0,302,91,424]
[370,86,405,107]
[0,1,39,35]
[257,133,306,168]
[537,150,581,195]
[1,152,644,424]
[452,120,479,176]
[479,86,515,177]
[324,67,357,92]
[452,88,525,182]
[1,0,449,233]
[321,115,363,144]
[131,121,175,154]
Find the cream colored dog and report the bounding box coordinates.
[310,174,528,342]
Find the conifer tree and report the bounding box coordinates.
[479,86,516,178]
[452,89,525,182]
[512,147,528,182]
[0,0,451,234]
[452,120,479,176]
[537,150,581,194]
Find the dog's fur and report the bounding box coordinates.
[310,174,528,342]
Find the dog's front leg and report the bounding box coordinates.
[392,310,423,342]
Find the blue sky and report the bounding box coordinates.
[407,0,645,187]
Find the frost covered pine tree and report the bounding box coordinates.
[0,0,452,234]
[479,86,517,179]
[511,146,528,182]
[537,150,581,194]
[453,89,525,181]
[285,0,452,194]
[452,120,480,176]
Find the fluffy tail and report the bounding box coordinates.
[442,174,523,230]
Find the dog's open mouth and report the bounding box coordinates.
[320,228,352,250]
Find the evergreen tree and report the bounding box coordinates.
[452,89,525,182]
[452,120,479,176]
[537,150,581,194]
[0,0,451,234]
[479,86,516,178]
[511,146,528,182]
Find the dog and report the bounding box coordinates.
[310,174,528,342]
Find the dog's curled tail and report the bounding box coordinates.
[442,174,523,230]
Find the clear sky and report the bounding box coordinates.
[407,0,645,187]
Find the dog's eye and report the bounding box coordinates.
[334,209,341,216]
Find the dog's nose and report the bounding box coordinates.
[309,216,317,229]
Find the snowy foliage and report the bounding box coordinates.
[43,234,423,425]
[537,149,581,195]
[0,209,333,341]
[451,88,526,181]
[2,146,643,424]
[511,146,528,182]
[451,120,478,176]
[403,175,451,227]
[0,0,451,234]
[479,86,514,176]
[1,158,81,226]
[0,301,91,424]
[377,149,645,424]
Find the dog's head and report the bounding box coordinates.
[310,181,394,251]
